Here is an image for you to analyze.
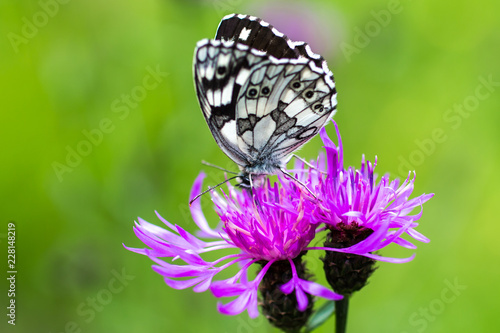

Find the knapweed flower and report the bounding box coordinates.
[125,173,342,332]
[304,121,434,295]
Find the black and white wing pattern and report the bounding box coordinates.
[193,13,337,182]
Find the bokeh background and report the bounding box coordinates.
[1,0,499,332]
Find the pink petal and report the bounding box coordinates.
[300,279,343,301]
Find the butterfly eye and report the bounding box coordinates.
[312,102,324,114]
[246,85,260,98]
[303,89,316,101]
[290,80,303,91]
[261,86,271,96]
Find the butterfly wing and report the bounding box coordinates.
[215,13,331,71]
[215,13,301,59]
[193,14,337,174]
[233,58,337,173]
[193,39,270,168]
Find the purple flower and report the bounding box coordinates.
[125,174,342,319]
[306,121,434,264]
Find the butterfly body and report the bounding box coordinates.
[194,14,337,186]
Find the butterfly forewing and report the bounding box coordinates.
[194,39,269,167]
[215,14,301,60]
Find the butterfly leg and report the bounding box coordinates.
[290,154,327,174]
[279,168,318,200]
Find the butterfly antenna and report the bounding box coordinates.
[189,175,240,205]
[279,168,318,200]
[201,161,238,175]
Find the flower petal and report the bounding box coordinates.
[189,172,223,238]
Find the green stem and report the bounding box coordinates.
[335,296,349,333]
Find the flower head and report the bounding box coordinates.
[299,121,434,296]
[125,173,342,321]
[309,121,434,263]
[213,178,316,262]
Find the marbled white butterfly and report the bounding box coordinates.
[193,13,337,188]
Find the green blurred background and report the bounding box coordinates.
[1,0,499,332]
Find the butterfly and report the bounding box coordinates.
[193,13,337,189]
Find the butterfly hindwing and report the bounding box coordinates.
[234,60,336,164]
